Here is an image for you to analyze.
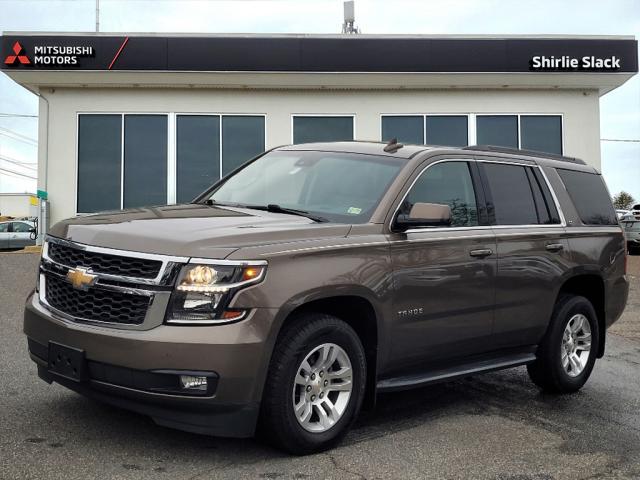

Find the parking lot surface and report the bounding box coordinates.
[1,253,639,480]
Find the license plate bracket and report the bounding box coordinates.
[48,342,88,382]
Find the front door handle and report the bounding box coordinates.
[469,248,493,258]
[546,243,564,252]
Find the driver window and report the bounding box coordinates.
[401,161,479,227]
[12,222,33,233]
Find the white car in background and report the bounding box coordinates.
[0,220,36,250]
[616,209,633,220]
[622,219,640,255]
[631,204,640,221]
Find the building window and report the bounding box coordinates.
[176,115,220,204]
[426,116,468,147]
[293,116,354,144]
[381,115,469,147]
[77,114,122,213]
[222,116,266,176]
[476,115,519,149]
[123,115,168,208]
[381,116,423,144]
[77,113,266,213]
[476,114,562,154]
[520,115,562,155]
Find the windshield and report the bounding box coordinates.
[205,150,405,223]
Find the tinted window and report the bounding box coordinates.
[381,116,423,144]
[12,222,32,232]
[402,162,479,227]
[77,114,121,213]
[222,116,265,176]
[0,223,8,233]
[176,115,220,203]
[557,169,617,225]
[123,115,168,208]
[477,116,518,148]
[426,116,468,147]
[521,115,562,154]
[483,163,538,225]
[293,116,354,144]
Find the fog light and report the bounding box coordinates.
[179,375,208,391]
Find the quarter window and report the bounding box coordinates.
[293,116,354,144]
[557,169,617,225]
[401,161,479,228]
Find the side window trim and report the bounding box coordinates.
[389,158,490,233]
[476,158,566,228]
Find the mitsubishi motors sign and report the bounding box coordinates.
[4,40,95,66]
[1,34,638,73]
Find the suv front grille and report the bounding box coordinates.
[44,274,149,325]
[48,242,162,279]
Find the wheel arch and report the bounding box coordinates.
[257,287,383,410]
[555,273,606,358]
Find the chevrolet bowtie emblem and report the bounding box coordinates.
[66,267,98,291]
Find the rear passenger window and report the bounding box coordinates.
[401,161,479,227]
[0,223,8,233]
[557,169,617,225]
[483,163,539,225]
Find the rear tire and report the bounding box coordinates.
[527,295,599,393]
[259,313,366,455]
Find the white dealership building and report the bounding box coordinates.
[1,32,637,233]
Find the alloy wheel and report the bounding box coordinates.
[561,313,592,377]
[292,343,353,433]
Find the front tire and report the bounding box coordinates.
[527,295,599,393]
[259,313,366,455]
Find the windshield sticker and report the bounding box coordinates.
[347,207,362,215]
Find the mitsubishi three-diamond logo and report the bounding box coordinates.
[4,41,30,65]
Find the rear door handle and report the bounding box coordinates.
[469,248,493,258]
[546,243,564,252]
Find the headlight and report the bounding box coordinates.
[165,261,266,325]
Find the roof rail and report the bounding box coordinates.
[462,145,586,165]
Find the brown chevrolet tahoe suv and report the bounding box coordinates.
[25,141,629,454]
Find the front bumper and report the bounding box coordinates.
[24,293,278,437]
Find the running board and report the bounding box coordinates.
[376,352,537,392]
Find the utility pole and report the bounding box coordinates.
[96,0,100,32]
[342,1,360,34]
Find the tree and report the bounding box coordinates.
[613,191,636,210]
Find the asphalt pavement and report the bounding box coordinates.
[1,253,639,480]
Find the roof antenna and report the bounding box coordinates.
[342,1,361,34]
[384,137,404,153]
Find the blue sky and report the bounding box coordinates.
[1,0,638,201]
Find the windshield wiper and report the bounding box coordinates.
[243,204,329,223]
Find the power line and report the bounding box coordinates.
[0,155,38,171]
[601,138,640,143]
[0,113,38,118]
[0,127,38,147]
[0,166,37,181]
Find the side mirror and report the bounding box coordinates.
[394,202,452,231]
